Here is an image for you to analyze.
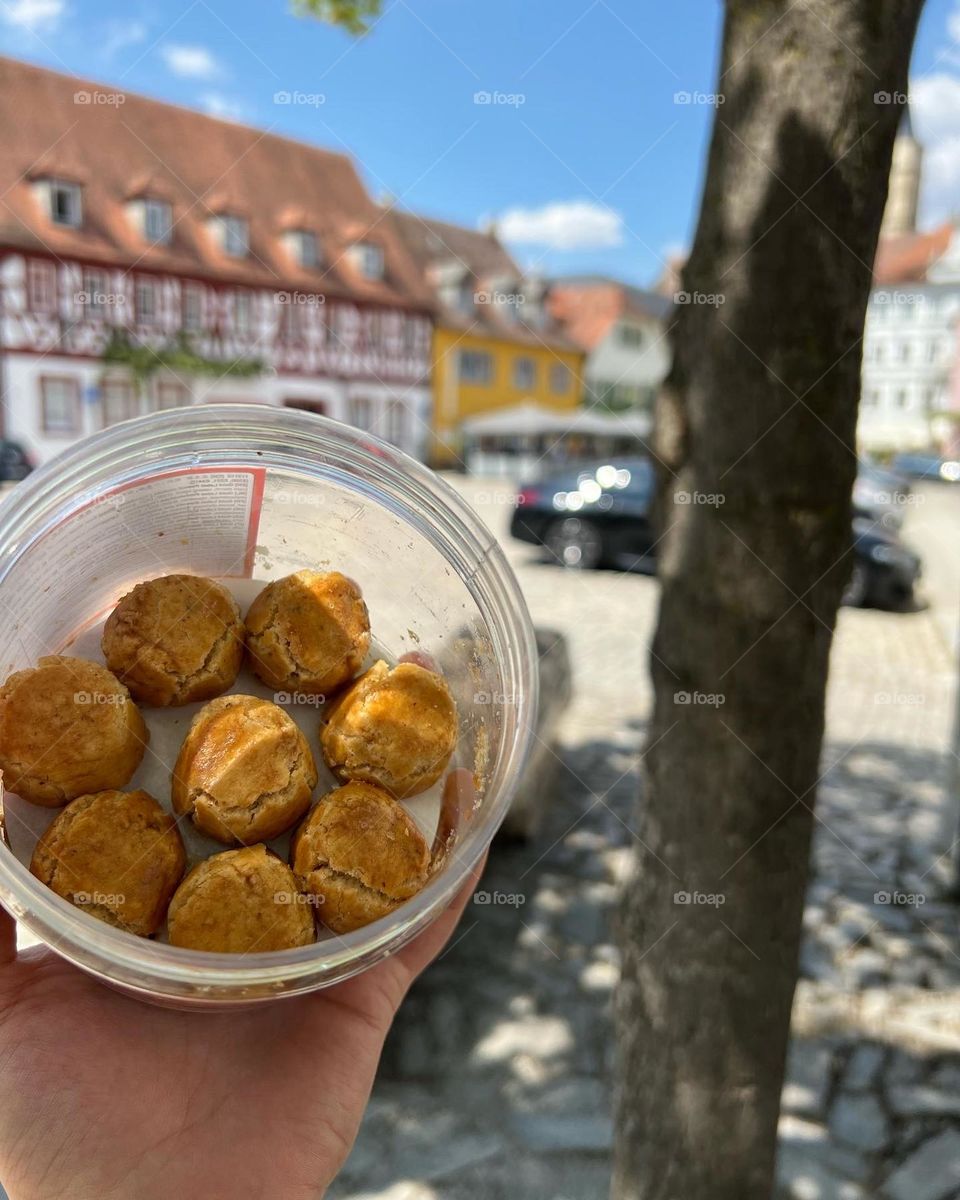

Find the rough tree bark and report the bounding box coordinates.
[614,3,925,1199]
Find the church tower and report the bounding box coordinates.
[881,107,923,237]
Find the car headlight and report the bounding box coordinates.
[869,543,912,568]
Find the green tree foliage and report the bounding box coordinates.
[292,0,383,35]
[101,329,265,386]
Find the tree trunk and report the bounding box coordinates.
[613,3,925,1198]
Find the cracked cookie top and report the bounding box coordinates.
[172,694,318,845]
[30,788,185,937]
[291,782,431,934]
[101,573,244,707]
[0,655,148,806]
[244,570,370,696]
[320,660,458,799]
[168,843,316,953]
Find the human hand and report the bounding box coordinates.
[0,863,481,1200]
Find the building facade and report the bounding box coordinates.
[390,212,584,467]
[861,217,960,454]
[546,277,673,416]
[860,110,960,453]
[0,57,434,463]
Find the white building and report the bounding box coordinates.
[547,277,673,414]
[859,110,960,454]
[0,57,434,464]
[860,242,960,453]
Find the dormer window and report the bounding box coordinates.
[49,180,82,228]
[350,242,384,281]
[144,199,172,245]
[286,230,320,269]
[215,215,248,258]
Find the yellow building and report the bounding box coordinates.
[390,211,584,466]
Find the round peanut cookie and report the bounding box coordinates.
[173,694,318,845]
[320,660,458,798]
[30,789,186,936]
[102,574,244,707]
[0,656,147,806]
[291,782,431,934]
[244,570,370,696]
[168,844,315,953]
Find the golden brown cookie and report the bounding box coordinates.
[244,570,370,696]
[102,574,244,707]
[320,660,458,798]
[0,656,147,806]
[172,694,318,845]
[291,782,430,934]
[30,789,185,936]
[167,844,315,953]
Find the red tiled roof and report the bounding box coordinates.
[391,208,580,352]
[547,279,672,351]
[874,222,955,285]
[0,56,433,310]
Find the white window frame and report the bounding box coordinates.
[49,180,82,228]
[136,277,160,325]
[291,230,320,269]
[234,291,252,336]
[513,356,536,390]
[144,199,173,245]
[352,242,384,280]
[40,376,81,436]
[220,215,249,258]
[183,284,204,332]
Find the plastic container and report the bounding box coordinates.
[0,404,537,1007]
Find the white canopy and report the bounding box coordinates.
[460,402,651,438]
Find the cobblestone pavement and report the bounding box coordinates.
[330,476,960,1200]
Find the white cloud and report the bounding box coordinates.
[497,200,623,250]
[102,19,148,59]
[948,1,960,46]
[911,72,960,224]
[160,43,222,80]
[200,92,247,122]
[1,0,65,32]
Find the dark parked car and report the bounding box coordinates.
[510,458,921,609]
[891,452,960,483]
[0,440,32,484]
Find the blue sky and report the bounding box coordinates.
[1,0,958,287]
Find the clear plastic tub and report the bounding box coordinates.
[0,405,537,1007]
